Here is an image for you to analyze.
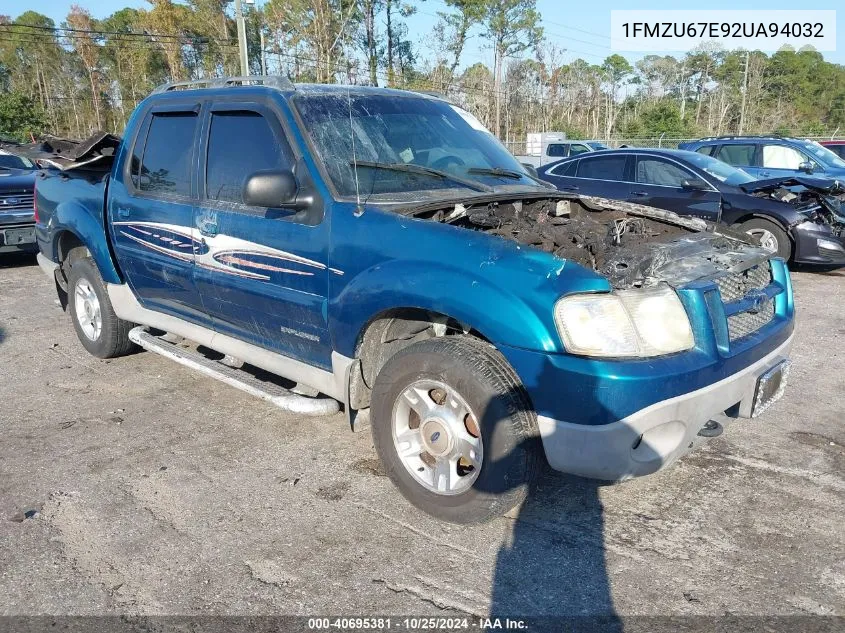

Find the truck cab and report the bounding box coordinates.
[516,133,608,168]
[33,78,794,524]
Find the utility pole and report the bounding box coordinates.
[259,30,266,76]
[234,0,249,76]
[738,50,749,135]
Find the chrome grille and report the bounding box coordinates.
[728,300,775,341]
[715,260,776,342]
[0,192,34,211]
[715,262,772,302]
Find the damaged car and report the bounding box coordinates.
[538,148,845,266]
[31,79,794,523]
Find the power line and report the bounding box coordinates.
[0,22,234,44]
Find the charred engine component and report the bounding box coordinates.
[411,193,770,289]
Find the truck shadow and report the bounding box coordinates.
[473,355,641,631]
[0,252,38,269]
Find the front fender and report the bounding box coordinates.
[50,201,121,284]
[330,259,567,357]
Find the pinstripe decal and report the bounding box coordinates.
[112,221,342,280]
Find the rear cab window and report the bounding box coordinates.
[131,111,198,197]
[546,144,568,158]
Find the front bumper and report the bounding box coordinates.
[792,221,845,265]
[0,221,37,254]
[536,333,793,480]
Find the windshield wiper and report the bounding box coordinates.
[469,165,554,189]
[466,166,523,179]
[349,160,492,192]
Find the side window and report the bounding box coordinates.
[762,144,806,170]
[550,160,578,177]
[546,144,568,157]
[636,158,693,187]
[576,155,627,181]
[715,144,756,167]
[696,145,715,156]
[206,110,291,205]
[569,144,591,156]
[137,112,197,196]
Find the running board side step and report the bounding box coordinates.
[128,327,340,416]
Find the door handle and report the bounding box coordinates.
[631,190,648,197]
[560,184,579,191]
[117,208,131,219]
[759,171,770,177]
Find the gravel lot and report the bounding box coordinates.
[1,253,843,623]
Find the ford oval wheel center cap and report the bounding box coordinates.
[420,418,452,457]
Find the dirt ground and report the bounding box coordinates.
[1,252,843,624]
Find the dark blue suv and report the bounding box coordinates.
[679,136,845,181]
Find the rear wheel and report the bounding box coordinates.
[370,336,541,524]
[67,257,136,358]
[737,218,792,261]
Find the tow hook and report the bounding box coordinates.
[698,420,723,438]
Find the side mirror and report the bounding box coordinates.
[243,169,300,208]
[798,161,814,174]
[681,178,709,191]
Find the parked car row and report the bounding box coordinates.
[536,138,845,267]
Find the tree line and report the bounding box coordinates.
[1,0,844,145]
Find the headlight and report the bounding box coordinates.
[554,285,694,358]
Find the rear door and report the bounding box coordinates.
[629,155,721,221]
[193,99,332,368]
[568,154,632,200]
[713,143,759,178]
[108,103,208,325]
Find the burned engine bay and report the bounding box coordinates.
[405,194,771,289]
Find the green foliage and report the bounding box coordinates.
[632,102,692,138]
[0,92,46,141]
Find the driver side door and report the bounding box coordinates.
[192,99,332,368]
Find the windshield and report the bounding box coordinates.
[0,151,35,170]
[294,92,537,199]
[682,151,756,186]
[799,140,845,169]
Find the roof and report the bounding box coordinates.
[150,75,444,102]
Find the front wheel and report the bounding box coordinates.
[370,336,541,524]
[737,218,792,261]
[67,257,136,358]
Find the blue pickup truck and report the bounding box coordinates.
[0,149,37,255]
[33,77,795,523]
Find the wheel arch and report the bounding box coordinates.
[348,306,493,410]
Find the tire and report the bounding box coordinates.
[67,256,136,358]
[370,336,541,524]
[737,218,792,261]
